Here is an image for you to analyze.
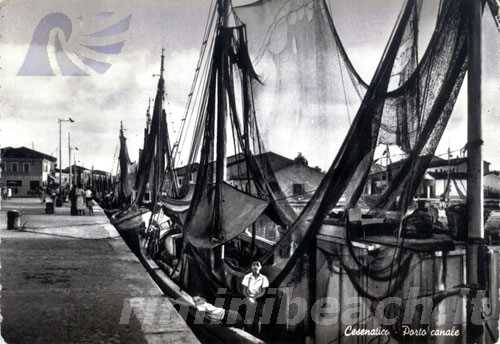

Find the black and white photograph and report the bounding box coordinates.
[0,0,499,343]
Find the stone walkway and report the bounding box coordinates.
[0,198,200,344]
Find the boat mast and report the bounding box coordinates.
[466,0,483,340]
[214,0,229,242]
[146,97,152,131]
[119,121,126,203]
[152,49,165,205]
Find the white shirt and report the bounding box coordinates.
[242,272,269,298]
[85,189,92,198]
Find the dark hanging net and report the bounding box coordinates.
[159,0,470,321]
[229,0,469,292]
[244,0,421,287]
[370,0,468,213]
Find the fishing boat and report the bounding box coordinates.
[111,0,500,343]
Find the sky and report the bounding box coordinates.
[0,0,498,173]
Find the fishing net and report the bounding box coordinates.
[233,0,467,289]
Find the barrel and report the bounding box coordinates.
[45,201,54,214]
[446,204,467,240]
[7,210,21,230]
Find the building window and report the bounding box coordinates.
[30,180,40,190]
[7,180,22,187]
[292,183,305,196]
[11,163,18,173]
[24,163,30,173]
[269,181,280,192]
[44,163,48,172]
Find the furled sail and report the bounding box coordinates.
[134,55,171,206]
[118,121,133,204]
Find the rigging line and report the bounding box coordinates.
[110,142,119,175]
[175,0,215,137]
[227,68,244,185]
[335,43,352,124]
[248,73,265,156]
[373,146,464,162]
[186,52,214,168]
[176,34,215,167]
[180,15,217,161]
[323,0,369,89]
[173,0,217,163]
[179,31,217,168]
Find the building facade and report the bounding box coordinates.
[364,155,495,200]
[0,146,57,196]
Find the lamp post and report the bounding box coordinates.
[69,146,78,185]
[0,129,2,210]
[68,132,71,188]
[58,117,74,204]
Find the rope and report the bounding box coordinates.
[173,0,217,166]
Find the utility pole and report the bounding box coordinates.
[59,119,62,194]
[0,135,2,211]
[68,132,71,189]
[57,117,74,203]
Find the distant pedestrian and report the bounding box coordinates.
[85,188,93,216]
[70,185,77,216]
[76,185,86,215]
[40,187,46,204]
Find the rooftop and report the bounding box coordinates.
[174,151,321,176]
[1,146,57,162]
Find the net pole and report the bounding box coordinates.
[466,0,484,341]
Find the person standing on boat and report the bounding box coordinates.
[241,261,269,333]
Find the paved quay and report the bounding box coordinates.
[0,198,200,344]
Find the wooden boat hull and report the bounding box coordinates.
[110,210,264,344]
[110,208,151,255]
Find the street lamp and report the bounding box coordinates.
[58,117,74,204]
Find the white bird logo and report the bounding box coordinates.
[18,12,132,76]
